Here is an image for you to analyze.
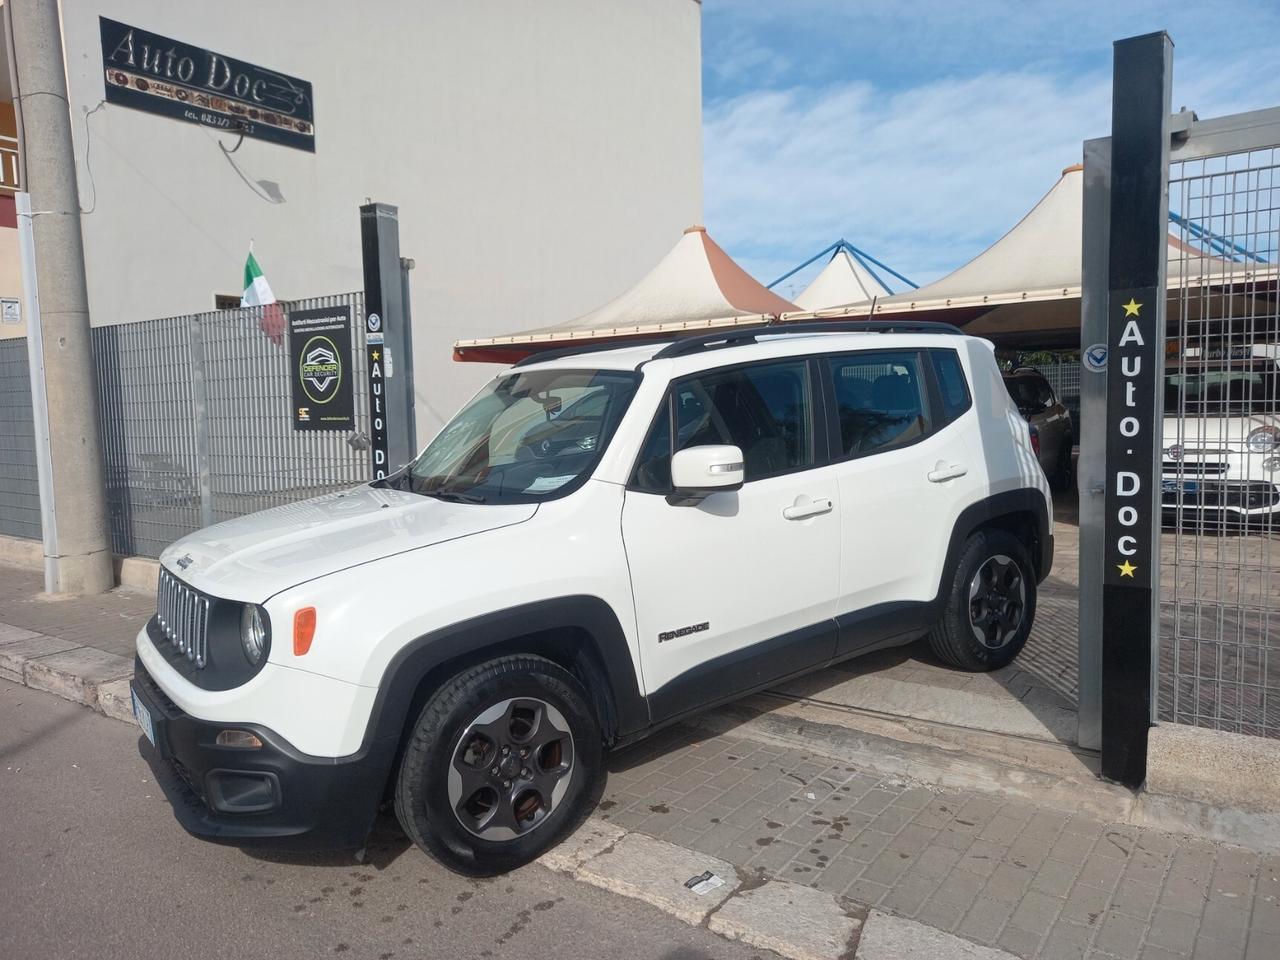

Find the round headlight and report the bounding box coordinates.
[1263,457,1280,473]
[1247,426,1279,453]
[240,604,269,665]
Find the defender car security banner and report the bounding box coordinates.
[99,18,316,152]
[288,306,355,431]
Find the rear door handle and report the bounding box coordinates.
[927,461,968,483]
[783,496,833,520]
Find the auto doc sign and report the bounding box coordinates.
[289,307,355,430]
[99,18,315,152]
[1103,293,1159,586]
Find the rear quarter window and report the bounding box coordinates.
[930,350,972,424]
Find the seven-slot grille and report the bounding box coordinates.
[156,568,210,668]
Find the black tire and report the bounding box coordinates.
[927,528,1036,671]
[1051,438,1074,493]
[394,654,602,875]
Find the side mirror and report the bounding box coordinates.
[668,445,744,504]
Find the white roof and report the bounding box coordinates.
[792,248,894,310]
[455,225,796,360]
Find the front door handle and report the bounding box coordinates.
[783,496,833,520]
[927,461,968,483]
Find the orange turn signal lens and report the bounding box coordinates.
[293,607,317,656]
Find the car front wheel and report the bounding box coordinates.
[927,528,1036,671]
[394,654,601,875]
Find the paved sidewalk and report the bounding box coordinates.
[0,562,151,717]
[601,724,1277,960]
[0,563,152,659]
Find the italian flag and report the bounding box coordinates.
[240,248,276,307]
[241,246,285,344]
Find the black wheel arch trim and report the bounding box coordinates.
[358,596,647,764]
[939,488,1053,592]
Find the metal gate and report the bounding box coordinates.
[0,337,40,541]
[93,293,372,558]
[1080,105,1280,749]
[1161,137,1280,736]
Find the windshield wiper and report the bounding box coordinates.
[428,489,487,504]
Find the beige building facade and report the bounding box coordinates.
[4,0,704,428]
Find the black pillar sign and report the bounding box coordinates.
[1099,32,1172,788]
[288,306,355,430]
[365,312,390,479]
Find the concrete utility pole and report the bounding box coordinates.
[9,0,113,594]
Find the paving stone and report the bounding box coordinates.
[1094,911,1146,959]
[1147,907,1200,953]
[1033,858,1084,897]
[1040,919,1095,960]
[1190,935,1245,959]
[959,895,1016,945]
[708,879,863,960]
[574,832,737,925]
[997,923,1045,958]
[1110,879,1161,920]
[538,816,625,873]
[858,910,1021,960]
[0,622,40,644]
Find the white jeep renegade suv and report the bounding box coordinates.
[129,322,1053,873]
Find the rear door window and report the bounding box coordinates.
[824,350,931,458]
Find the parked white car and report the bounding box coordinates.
[129,323,1053,873]
[1162,344,1280,522]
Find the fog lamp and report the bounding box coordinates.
[215,730,263,749]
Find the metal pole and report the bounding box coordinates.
[359,202,415,478]
[9,0,113,593]
[1077,137,1111,752]
[1099,31,1173,787]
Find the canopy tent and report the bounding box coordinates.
[454,225,797,363]
[780,164,1279,348]
[769,240,914,311]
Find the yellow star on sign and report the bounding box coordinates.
[1117,559,1137,578]
[372,350,380,360]
[1122,298,1142,316]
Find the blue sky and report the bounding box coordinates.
[700,1,1280,299]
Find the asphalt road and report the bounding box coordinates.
[0,681,769,960]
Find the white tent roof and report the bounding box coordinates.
[783,164,1272,327]
[792,248,893,310]
[455,226,796,360]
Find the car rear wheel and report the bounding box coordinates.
[927,528,1036,671]
[394,654,601,875]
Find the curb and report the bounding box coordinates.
[540,817,1016,960]
[0,621,133,719]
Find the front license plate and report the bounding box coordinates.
[132,690,156,747]
[1162,479,1198,495]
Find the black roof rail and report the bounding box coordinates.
[511,317,966,369]
[510,336,669,368]
[650,318,964,361]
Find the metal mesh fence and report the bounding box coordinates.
[1161,147,1280,737]
[0,338,40,541]
[93,293,371,558]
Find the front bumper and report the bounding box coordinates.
[1160,477,1280,515]
[130,659,397,849]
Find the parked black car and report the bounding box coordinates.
[1003,368,1074,491]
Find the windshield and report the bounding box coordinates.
[1164,363,1280,414]
[406,368,639,503]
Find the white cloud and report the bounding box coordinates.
[701,2,1280,289]
[705,70,1111,286]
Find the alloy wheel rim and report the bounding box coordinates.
[968,554,1025,650]
[446,697,575,841]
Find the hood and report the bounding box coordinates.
[159,485,538,601]
[1162,412,1280,448]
